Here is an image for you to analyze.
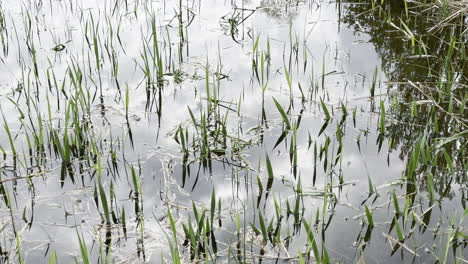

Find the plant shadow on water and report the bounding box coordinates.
[0,0,466,263]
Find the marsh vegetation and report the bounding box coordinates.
[0,0,466,263]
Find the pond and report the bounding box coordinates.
[0,0,466,263]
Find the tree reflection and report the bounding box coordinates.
[343,0,467,199]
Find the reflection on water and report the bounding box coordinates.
[344,0,467,196]
[0,0,466,263]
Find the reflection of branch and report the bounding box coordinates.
[435,130,468,149]
[408,81,468,128]
[382,233,420,257]
[233,7,256,25]
[428,2,468,32]
[0,165,94,184]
